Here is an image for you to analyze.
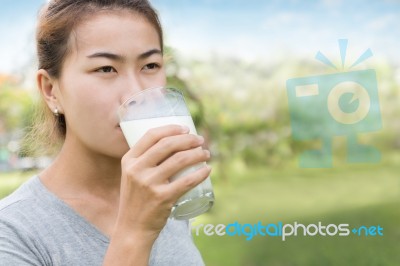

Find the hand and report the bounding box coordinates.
[116,124,211,240]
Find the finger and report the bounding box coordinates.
[167,164,212,200]
[128,125,190,157]
[154,148,210,183]
[140,134,205,167]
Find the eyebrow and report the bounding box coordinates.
[87,52,124,61]
[137,48,162,60]
[87,49,162,61]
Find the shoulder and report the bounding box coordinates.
[0,175,56,245]
[0,176,42,219]
[0,175,62,238]
[0,176,50,265]
[0,176,38,212]
[0,176,47,240]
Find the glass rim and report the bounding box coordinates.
[118,86,185,119]
[119,86,183,108]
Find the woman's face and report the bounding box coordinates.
[55,11,166,158]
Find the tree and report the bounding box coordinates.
[0,76,34,134]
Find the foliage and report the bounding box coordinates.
[0,79,34,133]
[169,55,400,180]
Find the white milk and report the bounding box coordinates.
[120,115,213,219]
[120,115,197,148]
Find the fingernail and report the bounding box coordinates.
[197,136,204,144]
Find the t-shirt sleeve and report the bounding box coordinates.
[0,220,45,266]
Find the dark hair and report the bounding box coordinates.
[27,0,163,155]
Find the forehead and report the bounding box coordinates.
[68,10,160,57]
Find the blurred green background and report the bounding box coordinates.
[1,0,399,265]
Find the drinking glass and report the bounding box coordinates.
[118,87,214,220]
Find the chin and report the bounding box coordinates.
[113,144,131,159]
[95,142,129,161]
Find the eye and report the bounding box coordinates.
[142,63,161,71]
[95,66,117,73]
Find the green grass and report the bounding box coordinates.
[1,162,399,266]
[192,162,400,266]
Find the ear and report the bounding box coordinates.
[37,69,63,114]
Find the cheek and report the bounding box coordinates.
[69,95,113,123]
[62,82,115,129]
[159,71,167,85]
[143,70,167,88]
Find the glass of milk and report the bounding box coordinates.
[118,87,214,220]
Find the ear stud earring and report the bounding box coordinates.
[53,107,59,117]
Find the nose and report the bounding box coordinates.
[119,74,146,105]
[119,67,167,105]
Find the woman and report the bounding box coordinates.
[0,0,211,265]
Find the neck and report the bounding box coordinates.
[40,137,122,199]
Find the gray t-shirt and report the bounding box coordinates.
[0,176,204,265]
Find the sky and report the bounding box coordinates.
[0,0,399,74]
